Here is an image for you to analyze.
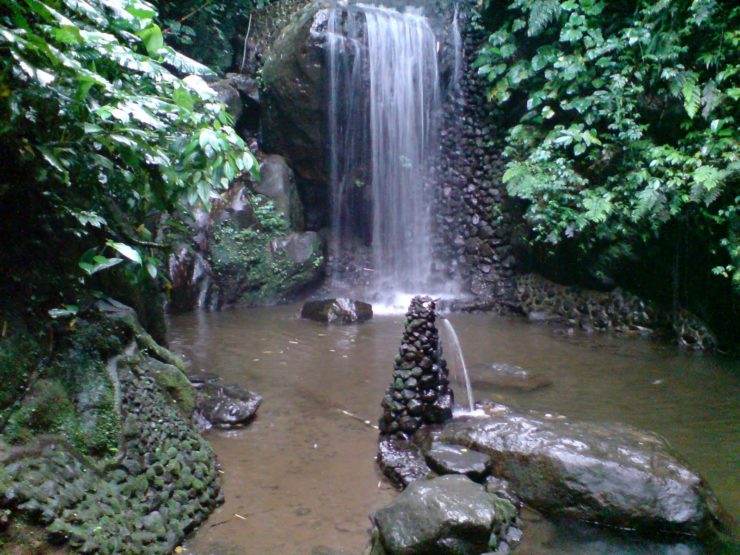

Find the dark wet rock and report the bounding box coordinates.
[377,437,432,489]
[470,362,553,392]
[485,476,522,509]
[195,382,262,430]
[254,155,304,230]
[440,403,726,536]
[511,274,718,350]
[224,72,260,107]
[211,79,243,122]
[371,475,518,555]
[424,442,492,482]
[262,2,328,187]
[301,298,372,324]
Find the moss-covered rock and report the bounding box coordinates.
[144,359,196,418]
[0,303,223,553]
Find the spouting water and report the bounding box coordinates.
[327,3,440,297]
[451,4,463,93]
[441,318,474,412]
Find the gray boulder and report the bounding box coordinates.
[440,404,726,536]
[301,298,372,324]
[262,3,328,188]
[225,72,260,107]
[255,155,305,230]
[195,382,262,430]
[211,79,243,121]
[371,474,518,555]
[377,436,433,489]
[270,231,322,266]
[424,442,492,483]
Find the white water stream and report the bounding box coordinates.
[441,318,475,412]
[327,3,440,299]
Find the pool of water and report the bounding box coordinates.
[169,305,739,554]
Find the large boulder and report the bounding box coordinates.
[439,404,726,537]
[255,155,305,230]
[301,298,372,324]
[370,474,519,555]
[262,2,329,191]
[211,79,243,122]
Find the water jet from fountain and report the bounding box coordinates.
[441,318,474,412]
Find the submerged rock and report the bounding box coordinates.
[196,382,262,430]
[440,403,726,537]
[301,298,372,324]
[371,474,519,555]
[424,442,492,483]
[470,362,553,392]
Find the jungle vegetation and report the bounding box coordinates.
[476,0,739,320]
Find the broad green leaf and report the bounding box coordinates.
[107,241,142,264]
[138,23,163,56]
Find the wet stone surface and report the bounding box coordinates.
[440,402,727,537]
[370,474,519,555]
[470,362,553,393]
[194,380,262,431]
[424,442,492,482]
[301,298,373,324]
[1,356,222,554]
[376,436,433,489]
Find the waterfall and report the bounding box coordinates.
[327,3,440,296]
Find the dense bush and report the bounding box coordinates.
[476,0,739,291]
[0,0,258,310]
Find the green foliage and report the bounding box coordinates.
[210,195,323,304]
[0,0,258,298]
[0,334,42,417]
[158,0,269,71]
[478,0,740,288]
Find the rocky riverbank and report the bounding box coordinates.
[0,301,229,553]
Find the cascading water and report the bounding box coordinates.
[327,3,440,299]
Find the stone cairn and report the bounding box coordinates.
[379,296,454,437]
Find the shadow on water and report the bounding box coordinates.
[170,305,739,554]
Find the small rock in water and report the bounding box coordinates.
[195,382,262,430]
[424,442,492,482]
[301,298,372,324]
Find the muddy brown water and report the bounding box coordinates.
[169,305,739,555]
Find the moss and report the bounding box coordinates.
[210,194,323,304]
[145,359,196,418]
[0,333,43,418]
[3,379,74,444]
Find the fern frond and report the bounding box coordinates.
[528,0,561,37]
[681,70,701,118]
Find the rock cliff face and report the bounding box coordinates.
[261,2,330,225]
[167,163,325,312]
